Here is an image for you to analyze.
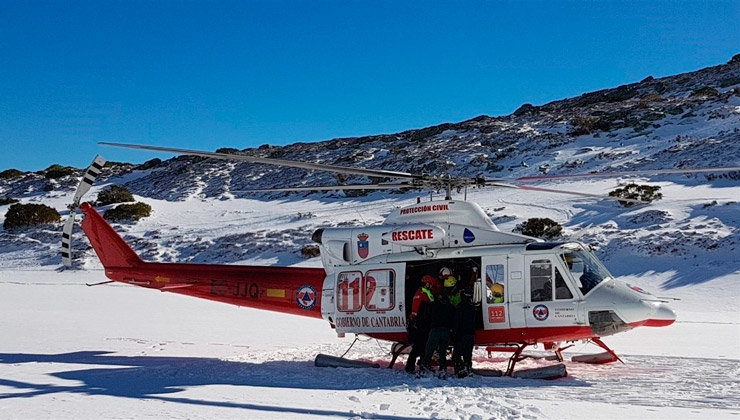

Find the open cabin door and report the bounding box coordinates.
[481,255,510,330]
[332,263,407,335]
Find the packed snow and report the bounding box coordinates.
[1,180,739,419]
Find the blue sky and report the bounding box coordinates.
[0,1,738,171]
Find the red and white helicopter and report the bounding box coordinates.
[61,143,739,377]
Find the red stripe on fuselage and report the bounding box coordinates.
[105,263,327,318]
[629,319,675,327]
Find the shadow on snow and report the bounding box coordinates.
[0,351,589,416]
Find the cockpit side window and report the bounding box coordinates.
[561,249,612,295]
[555,267,573,300]
[530,259,553,302]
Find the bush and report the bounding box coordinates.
[103,202,152,222]
[97,185,135,206]
[690,86,719,98]
[514,218,563,239]
[216,147,240,154]
[569,116,611,136]
[301,244,321,258]
[3,203,60,230]
[513,103,537,116]
[719,76,740,88]
[44,164,76,179]
[608,183,662,207]
[135,158,162,171]
[0,169,25,180]
[0,196,19,206]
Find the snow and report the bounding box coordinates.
[1,267,738,419]
[2,178,740,419]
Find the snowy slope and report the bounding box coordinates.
[1,58,740,419]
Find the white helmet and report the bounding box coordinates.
[439,267,452,278]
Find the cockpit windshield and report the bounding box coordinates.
[560,247,612,295]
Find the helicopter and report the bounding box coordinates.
[61,142,740,378]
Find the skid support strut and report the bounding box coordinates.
[504,344,530,377]
[388,343,411,368]
[591,337,624,364]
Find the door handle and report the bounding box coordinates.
[523,305,531,309]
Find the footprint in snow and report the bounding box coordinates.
[348,396,360,403]
[379,403,390,411]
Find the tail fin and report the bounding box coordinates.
[80,202,144,268]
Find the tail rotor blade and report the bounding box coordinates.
[62,155,106,267]
[61,213,75,267]
[72,155,106,206]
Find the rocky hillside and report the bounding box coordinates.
[1,55,739,283]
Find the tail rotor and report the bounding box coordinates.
[61,155,106,267]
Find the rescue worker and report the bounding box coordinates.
[405,275,436,373]
[491,283,505,303]
[452,287,477,377]
[439,267,461,308]
[421,274,457,378]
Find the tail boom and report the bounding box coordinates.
[80,202,326,318]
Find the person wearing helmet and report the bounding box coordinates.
[452,286,476,377]
[491,282,505,304]
[440,267,462,307]
[421,272,457,378]
[405,275,435,373]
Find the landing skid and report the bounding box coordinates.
[571,338,624,364]
[485,344,569,379]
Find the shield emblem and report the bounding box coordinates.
[357,233,369,258]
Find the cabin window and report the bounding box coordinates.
[530,259,553,302]
[561,249,612,295]
[555,267,573,300]
[337,271,363,312]
[485,264,505,304]
[364,269,395,311]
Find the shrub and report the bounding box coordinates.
[301,244,321,258]
[0,169,25,180]
[569,116,611,136]
[719,76,740,88]
[216,147,240,154]
[44,164,76,179]
[135,158,162,171]
[3,203,60,230]
[514,218,563,239]
[97,185,135,206]
[641,93,662,102]
[608,183,662,207]
[690,86,719,98]
[103,202,152,222]
[513,103,537,116]
[0,196,19,206]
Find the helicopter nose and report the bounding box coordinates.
[642,302,676,327]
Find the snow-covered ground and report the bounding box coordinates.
[0,268,738,419]
[1,178,739,419]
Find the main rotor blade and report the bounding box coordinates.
[231,183,417,193]
[515,166,740,182]
[485,182,650,204]
[100,142,421,180]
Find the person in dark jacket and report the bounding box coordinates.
[452,287,476,377]
[420,275,457,378]
[405,275,437,373]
